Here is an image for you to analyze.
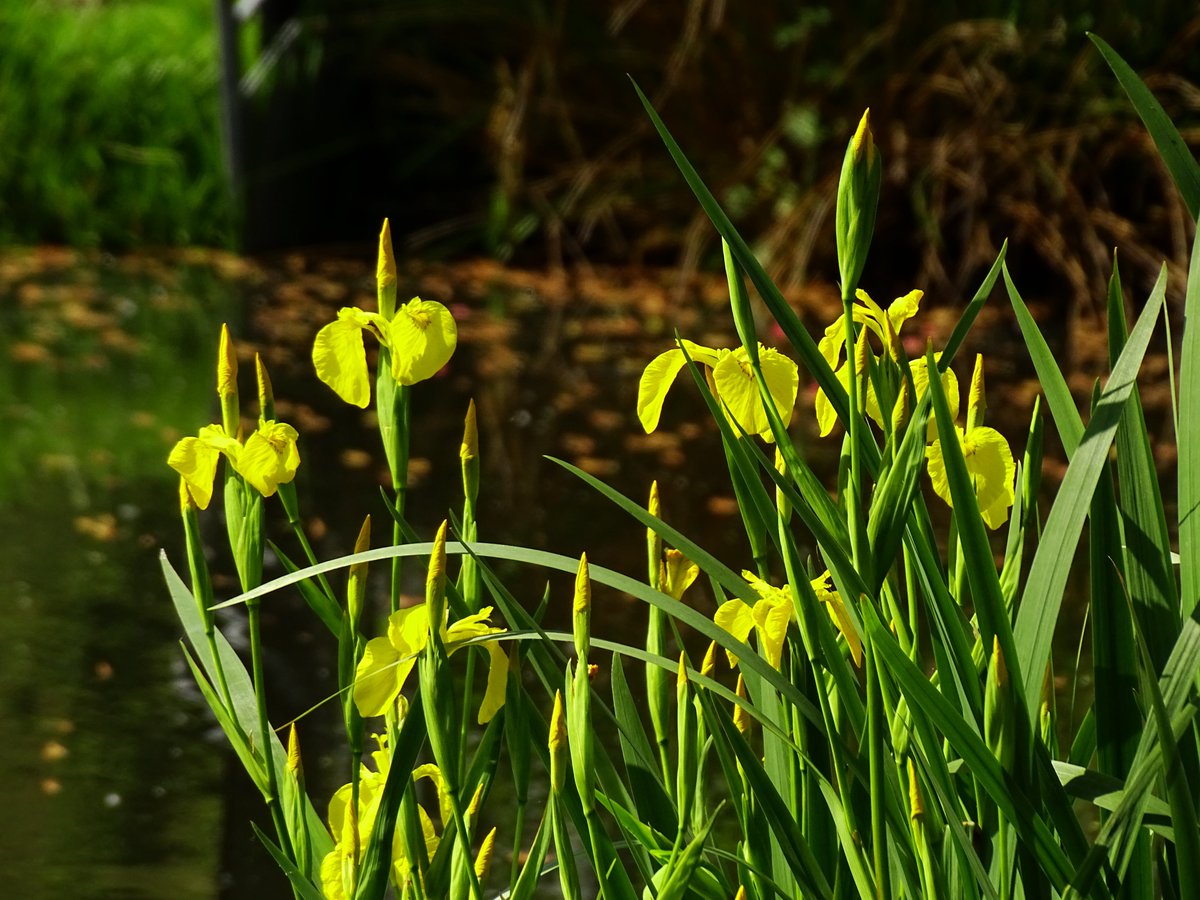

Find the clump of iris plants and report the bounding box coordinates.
[164,34,1200,899]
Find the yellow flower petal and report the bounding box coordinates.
[815,361,854,437]
[826,595,863,668]
[478,642,509,724]
[237,420,300,497]
[818,316,847,370]
[445,606,502,647]
[887,289,922,331]
[353,636,405,717]
[925,425,1015,530]
[924,427,961,511]
[389,298,457,386]
[636,341,721,434]
[757,598,792,669]
[637,348,688,434]
[854,289,889,337]
[965,426,1015,529]
[661,548,699,600]
[904,354,958,442]
[168,434,222,510]
[312,308,381,407]
[712,345,799,441]
[714,598,755,667]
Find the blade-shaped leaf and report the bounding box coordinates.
[1089,33,1200,221]
[1013,267,1166,717]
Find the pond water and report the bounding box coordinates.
[0,247,1128,897]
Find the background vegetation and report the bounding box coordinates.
[0,0,230,248]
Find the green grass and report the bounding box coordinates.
[0,0,231,248]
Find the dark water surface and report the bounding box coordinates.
[0,247,1133,897]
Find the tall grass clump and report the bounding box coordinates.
[0,0,230,248]
[163,34,1200,898]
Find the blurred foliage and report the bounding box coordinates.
[299,0,1199,307]
[2,0,1198,312]
[0,0,231,248]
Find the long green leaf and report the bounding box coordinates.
[1108,254,1179,676]
[925,345,1023,702]
[1013,266,1166,717]
[354,694,427,900]
[1178,225,1200,617]
[941,241,1009,367]
[252,825,326,900]
[702,690,833,899]
[865,607,1079,894]
[163,553,333,866]
[1089,33,1200,221]
[866,387,932,593]
[610,655,675,836]
[1069,615,1200,893]
[1004,266,1085,457]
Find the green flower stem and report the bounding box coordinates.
[867,649,889,899]
[457,650,479,786]
[247,595,294,865]
[181,496,234,711]
[278,484,335,601]
[507,799,527,889]
[389,386,412,614]
[843,292,866,571]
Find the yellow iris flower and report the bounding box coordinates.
[661,548,699,600]
[637,340,799,441]
[312,297,457,408]
[714,570,862,669]
[814,288,922,436]
[353,604,508,724]
[168,419,300,509]
[924,356,1015,529]
[320,736,454,899]
[715,572,794,669]
[858,353,960,442]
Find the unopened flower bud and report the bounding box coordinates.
[377,218,397,319]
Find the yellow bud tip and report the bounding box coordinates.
[549,690,566,753]
[734,674,751,735]
[178,477,195,512]
[217,323,237,399]
[852,108,874,163]
[460,398,478,461]
[969,354,987,422]
[377,218,397,289]
[474,826,497,881]
[349,515,371,583]
[907,758,924,819]
[992,636,1008,688]
[354,515,371,555]
[573,553,591,616]
[676,652,689,689]
[648,480,660,518]
[701,640,718,677]
[427,520,448,588]
[286,724,302,777]
[254,353,273,412]
[467,782,485,818]
[734,889,747,900]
